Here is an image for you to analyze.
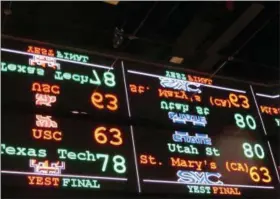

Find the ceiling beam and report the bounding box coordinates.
[171,16,213,59]
[197,3,264,71]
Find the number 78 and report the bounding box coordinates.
[96,154,127,174]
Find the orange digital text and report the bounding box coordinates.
[226,161,248,173]
[170,157,217,171]
[140,154,161,165]
[32,128,62,141]
[28,175,60,187]
[158,88,201,102]
[32,82,60,95]
[212,186,241,195]
[91,92,118,111]
[249,166,272,183]
[27,46,55,57]
[226,162,272,183]
[260,105,280,116]
[93,127,123,146]
[129,84,149,94]
[210,93,250,109]
[187,75,213,85]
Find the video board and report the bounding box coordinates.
[1,37,279,198]
[1,38,137,196]
[123,61,279,198]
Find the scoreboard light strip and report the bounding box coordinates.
[250,86,268,136]
[142,179,274,189]
[1,48,113,70]
[122,61,132,117]
[1,170,127,181]
[250,85,280,182]
[267,141,280,182]
[256,93,280,99]
[202,84,246,94]
[127,70,246,94]
[129,125,141,193]
[122,61,142,193]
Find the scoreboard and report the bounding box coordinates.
[1,37,280,198]
[1,39,136,197]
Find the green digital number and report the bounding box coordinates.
[243,143,265,159]
[113,155,126,174]
[96,154,126,174]
[90,70,102,85]
[103,71,116,87]
[96,154,109,172]
[234,113,256,130]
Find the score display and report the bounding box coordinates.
[123,61,280,197]
[1,39,137,196]
[1,38,279,198]
[1,42,126,118]
[2,112,136,191]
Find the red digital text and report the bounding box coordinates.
[210,93,250,109]
[158,88,201,102]
[31,82,60,107]
[170,157,217,171]
[27,46,55,57]
[260,105,280,116]
[140,154,162,166]
[32,128,62,141]
[129,84,150,94]
[34,115,62,141]
[187,75,213,85]
[212,187,241,195]
[32,82,60,95]
[226,161,272,183]
[28,175,60,187]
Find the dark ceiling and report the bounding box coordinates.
[1,1,279,85]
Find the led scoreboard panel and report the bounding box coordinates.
[1,40,127,118]
[123,61,279,198]
[1,37,280,198]
[1,39,137,197]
